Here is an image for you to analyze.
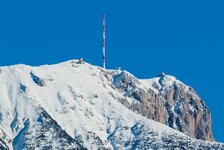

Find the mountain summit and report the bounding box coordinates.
[0,60,223,149]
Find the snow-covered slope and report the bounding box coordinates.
[0,60,223,149]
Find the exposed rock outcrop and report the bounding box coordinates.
[112,71,213,141]
[0,128,11,150]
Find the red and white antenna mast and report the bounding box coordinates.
[102,13,106,69]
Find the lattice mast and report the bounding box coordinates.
[102,14,106,69]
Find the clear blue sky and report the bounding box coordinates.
[0,0,223,142]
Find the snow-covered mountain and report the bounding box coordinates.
[0,60,223,150]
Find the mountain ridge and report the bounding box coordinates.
[0,59,223,149]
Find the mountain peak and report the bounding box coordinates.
[140,73,192,95]
[158,74,178,86]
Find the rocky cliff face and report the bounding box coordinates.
[112,70,213,141]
